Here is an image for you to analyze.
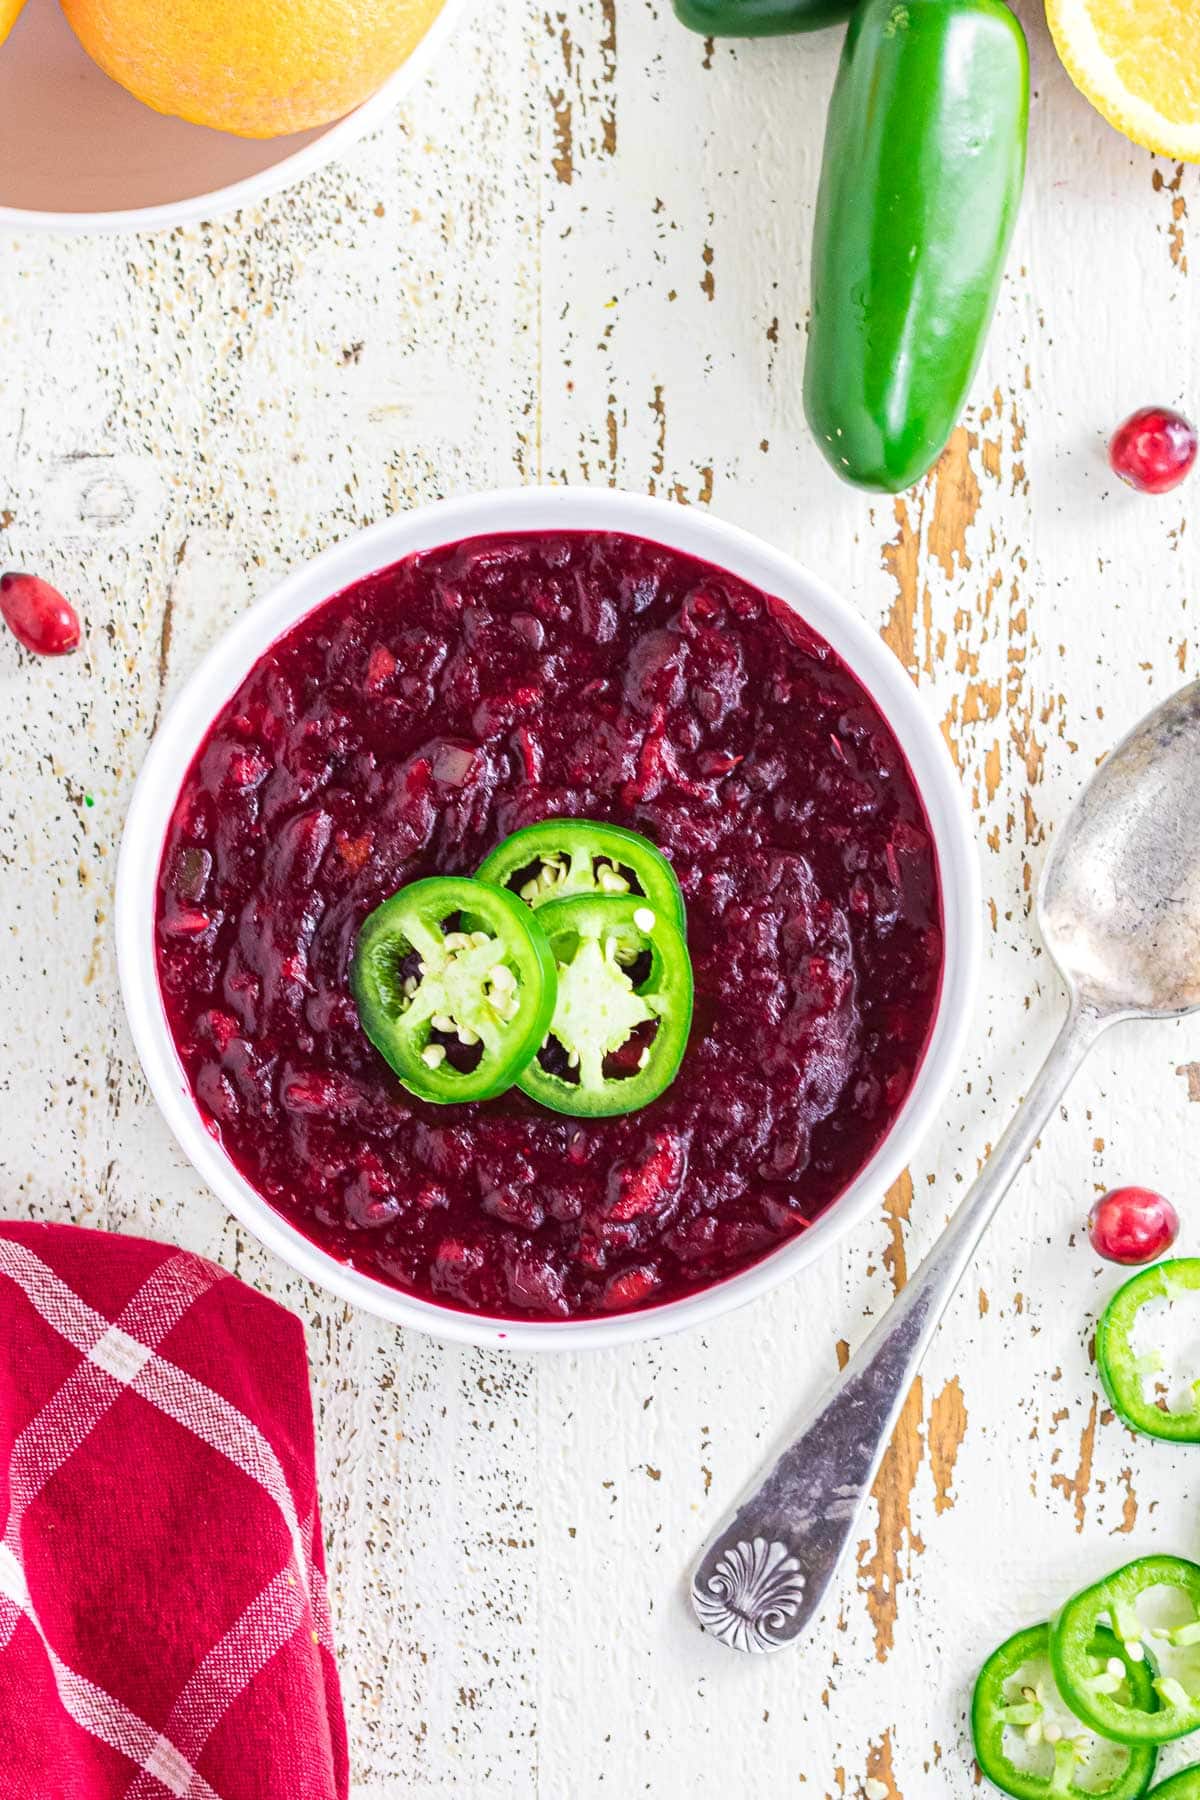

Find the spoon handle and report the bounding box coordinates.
[691,1002,1106,1654]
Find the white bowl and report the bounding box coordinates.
[0,0,467,234]
[117,487,982,1351]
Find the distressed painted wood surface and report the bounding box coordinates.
[2,0,1200,1794]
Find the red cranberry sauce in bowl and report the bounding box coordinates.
[154,530,943,1322]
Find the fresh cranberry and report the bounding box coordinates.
[1109,407,1198,495]
[1088,1186,1179,1265]
[0,572,81,656]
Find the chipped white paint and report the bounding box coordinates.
[3,1,1200,1794]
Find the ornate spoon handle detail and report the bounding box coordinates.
[692,1005,1104,1653]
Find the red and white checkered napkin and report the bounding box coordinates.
[0,1222,349,1800]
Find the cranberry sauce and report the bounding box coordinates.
[155,531,943,1320]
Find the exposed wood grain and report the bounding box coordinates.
[929,1378,969,1518]
[858,1375,926,1664]
[1052,1394,1099,1534]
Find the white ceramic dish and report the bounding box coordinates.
[0,0,467,234]
[117,486,982,1351]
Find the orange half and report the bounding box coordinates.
[60,0,446,140]
[1,0,28,50]
[1047,0,1200,161]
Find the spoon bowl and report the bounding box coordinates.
[1040,679,1200,1018]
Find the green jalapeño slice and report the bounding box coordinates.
[477,820,687,933]
[352,876,556,1105]
[1149,1772,1200,1798]
[1051,1557,1200,1746]
[1097,1259,1200,1443]
[518,894,693,1118]
[972,1621,1158,1799]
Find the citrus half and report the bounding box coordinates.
[0,0,27,50]
[1046,0,1200,161]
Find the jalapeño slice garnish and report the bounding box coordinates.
[1096,1259,1200,1444]
[517,894,693,1119]
[477,820,686,933]
[1147,1769,1200,1797]
[352,876,556,1105]
[1051,1556,1200,1746]
[972,1621,1158,1799]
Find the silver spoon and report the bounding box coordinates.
[692,678,1200,1654]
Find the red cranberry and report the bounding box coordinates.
[1109,407,1198,495]
[364,645,397,693]
[606,1130,688,1222]
[1088,1186,1179,1265]
[226,749,270,792]
[344,1179,403,1229]
[481,1187,545,1232]
[602,1266,661,1311]
[202,1010,242,1055]
[279,1070,362,1121]
[430,1237,485,1306]
[335,832,373,874]
[161,903,213,938]
[0,572,81,656]
[503,1247,570,1318]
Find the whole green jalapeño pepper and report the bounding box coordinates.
[972,1622,1158,1799]
[803,0,1029,493]
[1052,1557,1200,1746]
[477,819,686,934]
[518,894,694,1118]
[672,0,854,35]
[352,876,556,1105]
[1096,1259,1200,1444]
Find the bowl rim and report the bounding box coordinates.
[0,0,470,236]
[116,484,982,1352]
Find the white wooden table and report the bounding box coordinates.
[3,1,1200,1793]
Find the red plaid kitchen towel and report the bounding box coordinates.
[0,1222,348,1800]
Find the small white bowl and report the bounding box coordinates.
[117,487,981,1351]
[0,0,468,235]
